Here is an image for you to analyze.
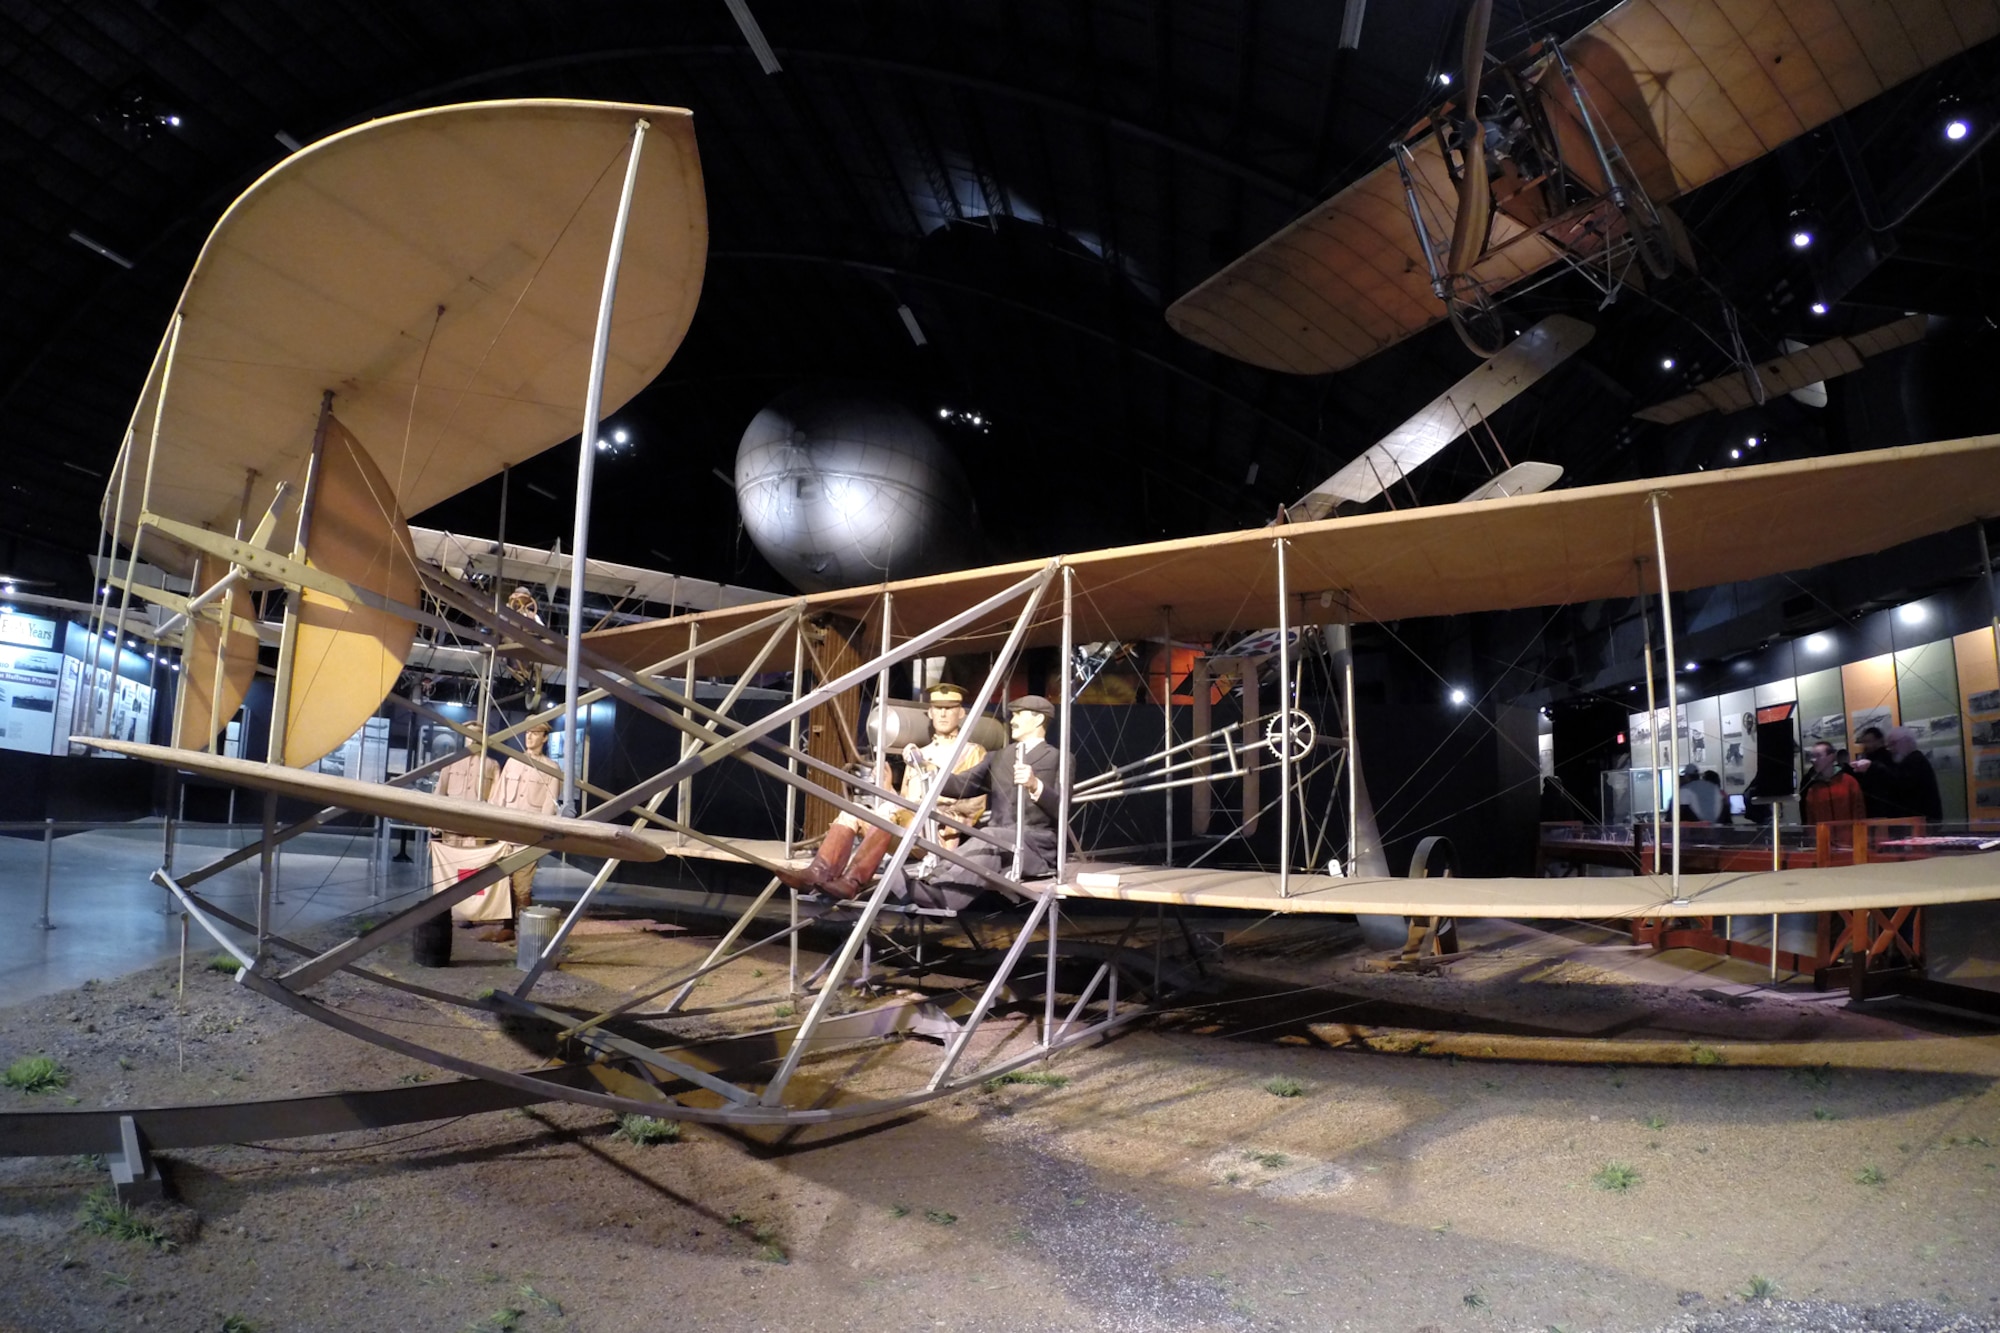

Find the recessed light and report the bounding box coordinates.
[1898,603,1926,624]
[1805,633,1831,652]
[1448,688,1467,705]
[1810,302,1827,315]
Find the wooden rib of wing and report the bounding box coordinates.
[1634,315,1929,423]
[1168,0,1999,374]
[79,738,664,862]
[1164,128,1561,375]
[105,100,706,573]
[587,434,2000,674]
[172,554,258,751]
[283,416,419,768]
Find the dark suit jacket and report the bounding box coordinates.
[940,740,1063,837]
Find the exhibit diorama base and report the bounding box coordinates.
[0,909,1997,1333]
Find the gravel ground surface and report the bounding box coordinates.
[0,910,1995,1332]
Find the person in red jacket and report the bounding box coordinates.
[1800,741,1865,826]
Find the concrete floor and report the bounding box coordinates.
[0,822,636,1008]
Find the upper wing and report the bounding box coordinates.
[1571,0,2000,205]
[104,99,708,572]
[588,433,2000,673]
[1164,130,1562,375]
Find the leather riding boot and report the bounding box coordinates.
[825,824,897,900]
[778,823,856,891]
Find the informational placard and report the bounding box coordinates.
[0,642,64,754]
[0,612,58,651]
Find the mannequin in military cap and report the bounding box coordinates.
[863,694,1065,911]
[780,682,988,897]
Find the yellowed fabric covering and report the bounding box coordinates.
[106,100,707,576]
[588,434,2000,676]
[1053,851,2000,918]
[283,416,420,768]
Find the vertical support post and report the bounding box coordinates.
[475,465,512,742]
[1648,493,1683,899]
[1050,565,1074,1045]
[159,770,179,917]
[1771,800,1782,982]
[874,594,893,776]
[268,392,335,767]
[1344,601,1359,876]
[561,115,651,816]
[1275,539,1293,898]
[676,624,699,843]
[1976,518,1997,629]
[80,437,130,741]
[102,314,184,737]
[36,818,54,930]
[784,618,804,857]
[1161,605,1174,867]
[1638,565,1661,872]
[256,792,277,965]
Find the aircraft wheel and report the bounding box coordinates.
[1446,283,1509,358]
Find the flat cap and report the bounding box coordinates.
[1008,694,1055,717]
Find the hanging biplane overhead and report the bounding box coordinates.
[1166,0,2000,373]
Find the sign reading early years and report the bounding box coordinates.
[0,611,57,651]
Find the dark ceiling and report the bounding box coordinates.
[4,0,1999,606]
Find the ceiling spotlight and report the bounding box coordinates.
[1898,603,1927,624]
[1448,687,1467,706]
[1683,661,1698,671]
[1788,208,1816,249]
[1810,301,1828,315]
[1806,633,1831,652]
[1438,72,1453,86]
[1747,436,1759,447]
[1945,117,1970,142]
[611,428,629,445]
[1661,356,1676,370]
[1730,448,1741,459]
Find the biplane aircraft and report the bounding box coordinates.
[14,93,2000,1176]
[1166,0,2000,372]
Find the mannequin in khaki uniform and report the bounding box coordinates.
[430,723,501,922]
[780,683,986,897]
[477,725,561,944]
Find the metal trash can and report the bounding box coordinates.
[410,910,452,968]
[516,906,562,971]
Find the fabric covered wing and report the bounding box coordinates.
[284,416,420,768]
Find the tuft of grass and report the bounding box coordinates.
[1813,1107,1839,1121]
[1744,1275,1778,1301]
[985,1069,1070,1091]
[924,1209,957,1225]
[207,952,244,975]
[773,1003,795,1018]
[468,1307,523,1332]
[1462,1291,1487,1309]
[1591,1161,1641,1192]
[1643,1113,1668,1130]
[889,1203,910,1218]
[221,1318,257,1333]
[4,1055,70,1094]
[1244,1149,1289,1169]
[77,1189,175,1250]
[517,1284,561,1315]
[1260,1075,1305,1098]
[613,1114,681,1146]
[1690,1045,1725,1066]
[1856,1164,1886,1186]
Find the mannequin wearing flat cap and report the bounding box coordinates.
[867,694,1065,911]
[781,683,987,897]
